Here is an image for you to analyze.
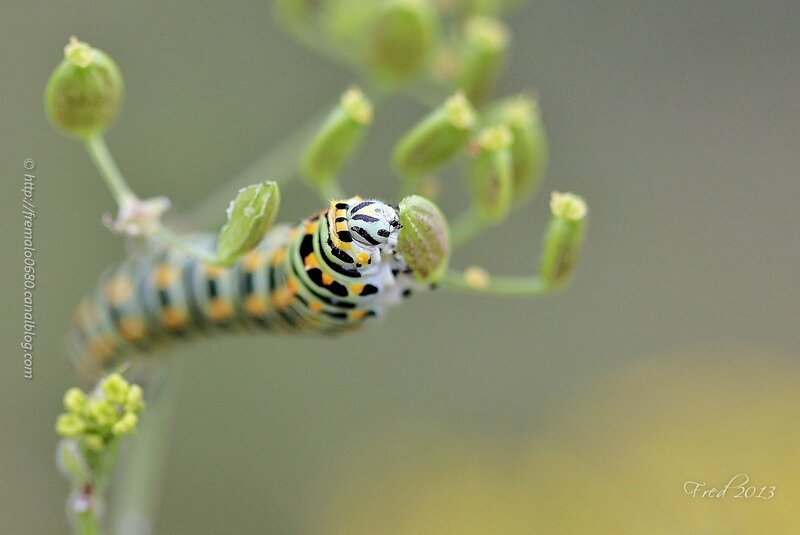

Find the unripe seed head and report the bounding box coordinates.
[365,0,440,85]
[457,16,509,106]
[468,124,514,223]
[539,191,587,287]
[302,88,372,186]
[484,95,549,204]
[44,37,124,138]
[393,92,476,178]
[217,182,281,265]
[397,195,451,283]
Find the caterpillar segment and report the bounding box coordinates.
[70,198,417,378]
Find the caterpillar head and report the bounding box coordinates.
[347,201,401,248]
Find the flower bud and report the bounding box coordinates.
[539,192,587,287]
[111,412,139,436]
[87,398,118,427]
[485,95,548,205]
[101,372,129,404]
[463,265,490,289]
[56,413,86,438]
[468,124,513,223]
[56,439,90,480]
[54,375,148,479]
[393,92,476,179]
[456,16,509,106]
[301,88,372,187]
[44,37,124,138]
[217,182,280,265]
[63,387,87,414]
[396,195,450,283]
[364,0,439,85]
[125,384,145,413]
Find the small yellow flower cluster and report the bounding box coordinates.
[55,373,145,452]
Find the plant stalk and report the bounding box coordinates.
[83,135,138,207]
[110,357,184,535]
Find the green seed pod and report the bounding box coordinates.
[468,124,514,223]
[301,87,372,187]
[323,0,379,54]
[44,37,124,138]
[485,95,549,205]
[365,0,439,85]
[393,92,476,179]
[456,16,509,106]
[217,182,281,265]
[397,195,451,283]
[539,191,587,288]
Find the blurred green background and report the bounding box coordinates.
[2,1,799,533]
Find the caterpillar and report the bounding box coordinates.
[70,197,419,378]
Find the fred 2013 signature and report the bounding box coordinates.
[683,474,775,500]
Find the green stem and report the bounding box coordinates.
[407,79,453,109]
[450,208,488,249]
[153,224,221,265]
[185,89,412,230]
[74,508,102,535]
[185,107,329,229]
[111,357,184,535]
[280,20,445,110]
[399,173,422,198]
[83,135,138,207]
[441,269,560,296]
[68,437,123,535]
[284,25,358,71]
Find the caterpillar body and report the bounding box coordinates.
[70,198,418,378]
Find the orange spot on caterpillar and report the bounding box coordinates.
[207,299,234,322]
[204,265,225,278]
[350,283,365,294]
[245,295,268,316]
[243,250,266,270]
[271,288,294,309]
[105,276,133,305]
[154,264,178,289]
[271,248,286,266]
[160,306,188,330]
[304,254,319,270]
[118,317,146,342]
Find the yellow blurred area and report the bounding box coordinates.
[314,349,800,534]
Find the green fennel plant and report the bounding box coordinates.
[46,2,588,532]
